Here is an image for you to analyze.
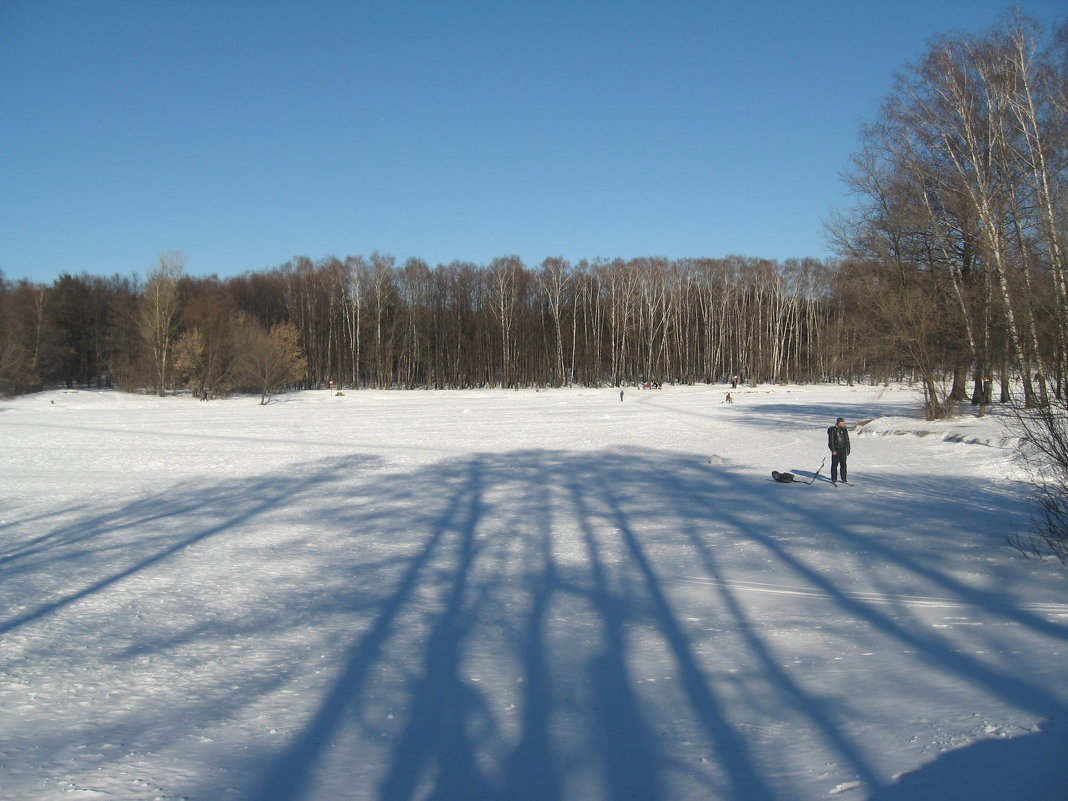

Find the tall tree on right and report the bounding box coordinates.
[831,13,1067,415]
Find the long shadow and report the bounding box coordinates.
[638,390,914,430]
[737,399,924,426]
[649,464,895,789]
[605,460,886,793]
[680,458,1068,643]
[493,457,564,801]
[670,459,1068,791]
[187,451,1068,799]
[571,480,667,801]
[242,461,485,801]
[7,445,1068,801]
[0,455,378,637]
[865,713,1068,801]
[377,458,495,801]
[583,468,779,801]
[816,474,1068,641]
[0,498,108,561]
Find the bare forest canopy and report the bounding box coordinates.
[0,254,839,396]
[1,14,1066,418]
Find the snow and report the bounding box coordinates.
[1,383,1066,801]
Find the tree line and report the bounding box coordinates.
[0,252,842,400]
[1,13,1064,420]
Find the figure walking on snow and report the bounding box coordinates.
[827,417,850,485]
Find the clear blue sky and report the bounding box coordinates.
[2,1,1064,285]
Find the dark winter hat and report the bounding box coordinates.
[836,417,845,423]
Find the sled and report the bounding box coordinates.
[772,458,826,486]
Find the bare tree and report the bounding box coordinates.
[487,255,524,387]
[1007,396,1068,563]
[538,257,572,386]
[229,314,307,404]
[138,252,184,396]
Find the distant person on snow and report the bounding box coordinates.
[827,417,851,485]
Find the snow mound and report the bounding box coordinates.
[857,414,1022,449]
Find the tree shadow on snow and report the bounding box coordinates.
[237,450,1068,801]
[866,713,1068,801]
[4,446,1067,801]
[0,454,383,637]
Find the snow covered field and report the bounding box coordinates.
[2,383,1066,801]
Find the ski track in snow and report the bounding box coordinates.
[668,575,1068,614]
[1,383,1067,801]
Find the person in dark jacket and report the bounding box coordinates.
[827,417,851,484]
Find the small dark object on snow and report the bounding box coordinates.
[772,458,826,485]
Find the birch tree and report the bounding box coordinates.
[538,257,572,386]
[139,252,184,397]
